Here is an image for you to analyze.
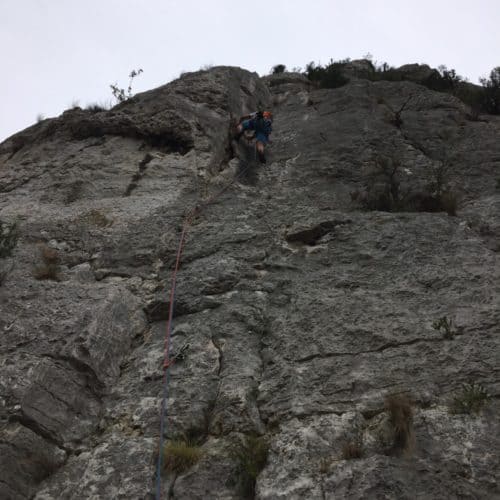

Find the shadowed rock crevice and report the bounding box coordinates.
[285,219,351,246]
[124,153,155,196]
[0,423,67,499]
[40,353,106,397]
[294,336,449,363]
[69,115,195,154]
[211,335,224,378]
[1,107,195,159]
[11,413,68,451]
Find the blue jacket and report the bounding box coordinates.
[252,116,272,137]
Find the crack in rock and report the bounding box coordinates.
[124,153,155,196]
[293,336,447,363]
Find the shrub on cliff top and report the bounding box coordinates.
[305,59,350,89]
[110,68,143,103]
[480,67,500,114]
[271,64,287,74]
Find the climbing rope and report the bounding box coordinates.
[154,220,189,500]
[154,142,258,499]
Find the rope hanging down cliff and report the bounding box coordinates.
[154,139,261,500]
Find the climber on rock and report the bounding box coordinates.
[234,110,273,164]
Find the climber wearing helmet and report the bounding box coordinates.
[234,110,273,164]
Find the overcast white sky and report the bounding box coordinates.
[1,0,499,142]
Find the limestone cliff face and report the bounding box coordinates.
[1,66,499,499]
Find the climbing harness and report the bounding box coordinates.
[154,148,258,499]
[163,342,190,369]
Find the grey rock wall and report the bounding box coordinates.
[0,66,499,499]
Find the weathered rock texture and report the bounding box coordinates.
[1,66,499,499]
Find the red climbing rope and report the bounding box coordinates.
[155,218,190,500]
[154,144,258,499]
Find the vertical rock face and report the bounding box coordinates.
[1,66,499,499]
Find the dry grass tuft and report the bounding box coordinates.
[384,394,414,456]
[33,245,60,281]
[341,442,363,460]
[230,434,269,498]
[319,458,332,474]
[81,209,113,228]
[0,220,18,259]
[439,190,458,216]
[162,439,202,474]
